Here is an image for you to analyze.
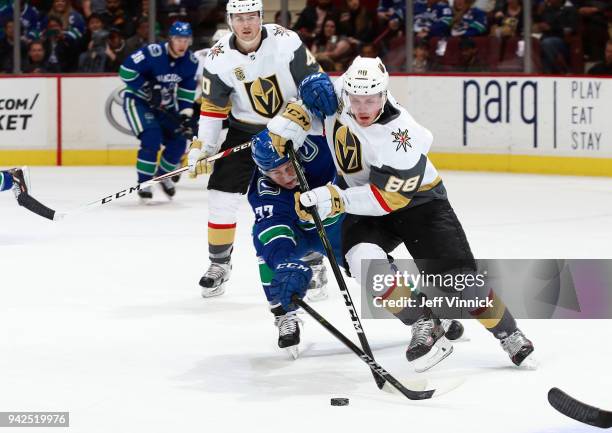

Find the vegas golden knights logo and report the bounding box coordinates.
[333,120,362,174]
[244,75,284,118]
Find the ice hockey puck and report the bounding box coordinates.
[331,398,349,406]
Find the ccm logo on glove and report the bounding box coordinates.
[277,262,310,272]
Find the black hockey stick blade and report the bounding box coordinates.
[17,193,56,221]
[548,387,612,428]
[287,144,386,390]
[294,296,447,400]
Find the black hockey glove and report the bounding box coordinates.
[150,84,163,108]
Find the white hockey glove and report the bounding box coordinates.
[294,184,345,221]
[267,100,311,156]
[187,137,213,178]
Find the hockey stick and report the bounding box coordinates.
[548,387,612,428]
[287,143,386,390]
[17,193,58,221]
[56,140,252,219]
[294,296,443,400]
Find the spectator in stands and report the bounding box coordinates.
[360,42,380,58]
[412,38,431,72]
[414,0,452,39]
[100,0,134,38]
[490,0,523,38]
[80,13,106,52]
[78,26,110,72]
[377,0,405,34]
[588,39,612,75]
[0,20,26,72]
[450,0,487,37]
[105,27,127,71]
[0,1,42,42]
[294,0,338,47]
[274,10,292,27]
[22,40,48,73]
[311,18,353,71]
[575,0,609,62]
[42,15,80,72]
[43,0,86,40]
[337,0,374,45]
[533,0,578,74]
[125,17,149,54]
[81,0,108,18]
[457,36,485,71]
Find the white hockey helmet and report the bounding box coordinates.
[226,0,264,33]
[343,56,389,96]
[342,56,389,122]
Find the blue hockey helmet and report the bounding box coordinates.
[169,21,192,38]
[251,129,289,173]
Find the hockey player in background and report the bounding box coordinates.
[119,21,197,202]
[267,57,535,371]
[187,0,327,299]
[248,130,341,357]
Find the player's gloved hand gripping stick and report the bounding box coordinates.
[52,140,252,220]
[287,143,386,390]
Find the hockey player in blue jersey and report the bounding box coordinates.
[0,168,28,196]
[248,129,342,358]
[119,21,198,202]
[1,167,58,220]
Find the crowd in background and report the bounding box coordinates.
[0,0,610,74]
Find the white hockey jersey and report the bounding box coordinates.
[310,76,445,216]
[198,24,319,151]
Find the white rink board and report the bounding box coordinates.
[61,77,139,150]
[0,77,56,150]
[1,75,611,170]
[392,76,611,157]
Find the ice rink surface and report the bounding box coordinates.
[2,167,612,433]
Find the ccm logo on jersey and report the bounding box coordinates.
[277,263,310,272]
[384,175,420,193]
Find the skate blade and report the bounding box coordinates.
[517,354,539,370]
[306,288,328,302]
[414,339,454,373]
[285,345,299,360]
[200,284,226,298]
[383,376,466,398]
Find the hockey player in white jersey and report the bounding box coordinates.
[187,0,328,300]
[267,56,535,371]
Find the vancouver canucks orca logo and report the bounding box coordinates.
[244,75,284,118]
[333,119,362,174]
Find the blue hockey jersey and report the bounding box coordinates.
[119,43,198,113]
[248,135,342,271]
[414,1,453,36]
[451,7,488,36]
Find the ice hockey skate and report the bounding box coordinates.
[8,166,30,199]
[407,313,454,372]
[499,329,537,369]
[138,186,153,203]
[274,309,302,359]
[199,262,232,298]
[304,254,328,302]
[159,178,176,198]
